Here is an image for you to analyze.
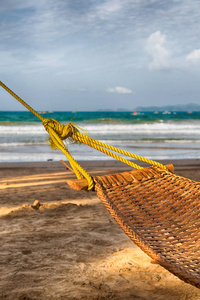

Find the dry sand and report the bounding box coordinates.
[1,159,200,300]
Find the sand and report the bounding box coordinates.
[1,159,200,300]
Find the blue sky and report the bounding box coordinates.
[0,0,200,111]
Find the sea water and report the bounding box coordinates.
[0,111,200,162]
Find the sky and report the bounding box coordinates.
[0,0,200,111]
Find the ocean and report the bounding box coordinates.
[1,110,200,163]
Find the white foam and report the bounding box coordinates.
[84,121,200,136]
[0,142,47,147]
[0,124,46,135]
[1,121,200,136]
[1,120,200,161]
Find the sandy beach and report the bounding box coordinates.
[1,159,200,300]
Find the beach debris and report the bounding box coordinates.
[31,200,41,210]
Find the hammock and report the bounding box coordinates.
[1,81,200,289]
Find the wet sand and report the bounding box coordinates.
[1,159,200,300]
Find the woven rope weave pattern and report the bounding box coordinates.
[94,166,200,288]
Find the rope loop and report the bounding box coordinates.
[43,119,73,140]
[43,119,81,150]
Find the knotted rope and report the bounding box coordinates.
[43,119,78,149]
[0,80,167,191]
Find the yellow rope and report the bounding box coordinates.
[72,132,167,170]
[0,81,94,191]
[73,132,143,170]
[0,81,44,122]
[43,122,94,190]
[0,80,168,191]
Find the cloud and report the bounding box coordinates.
[93,0,124,19]
[0,50,22,72]
[2,0,200,111]
[145,31,171,70]
[106,86,133,94]
[0,0,37,12]
[186,49,200,63]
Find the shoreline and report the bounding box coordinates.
[1,158,200,179]
[1,159,200,299]
[1,157,200,168]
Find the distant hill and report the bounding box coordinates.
[134,103,200,112]
[97,108,130,112]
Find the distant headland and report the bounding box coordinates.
[134,103,200,112]
[97,103,200,112]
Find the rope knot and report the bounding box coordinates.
[43,118,73,139]
[43,118,79,150]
